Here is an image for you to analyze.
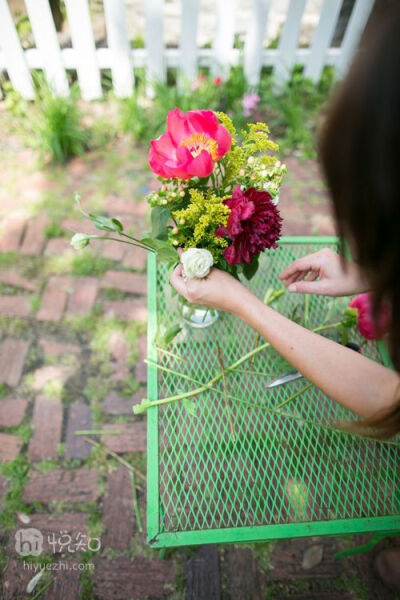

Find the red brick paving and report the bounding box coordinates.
[101,270,147,295]
[122,245,147,270]
[0,398,27,426]
[23,468,99,504]
[0,476,7,506]
[28,396,63,460]
[39,337,81,357]
[61,218,100,236]
[41,561,82,600]
[101,239,126,261]
[32,365,74,391]
[0,433,22,462]
[19,216,49,256]
[102,468,134,550]
[66,276,99,316]
[36,275,72,322]
[93,556,175,600]
[102,298,147,321]
[102,389,144,415]
[0,213,27,252]
[64,400,92,459]
[100,422,146,454]
[0,295,32,318]
[0,269,38,292]
[2,559,33,600]
[0,338,30,386]
[44,237,73,256]
[9,513,88,556]
[105,195,148,216]
[135,334,147,384]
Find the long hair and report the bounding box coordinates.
[319,3,400,437]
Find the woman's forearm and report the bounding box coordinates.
[234,289,399,418]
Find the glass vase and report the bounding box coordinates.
[180,299,219,329]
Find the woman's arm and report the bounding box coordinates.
[170,265,399,418]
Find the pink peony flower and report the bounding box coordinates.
[216,185,282,264]
[213,76,223,86]
[242,93,260,117]
[148,108,232,180]
[348,293,390,340]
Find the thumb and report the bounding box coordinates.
[288,280,326,295]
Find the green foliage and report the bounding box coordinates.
[70,251,113,277]
[0,456,31,531]
[30,78,89,163]
[258,66,335,159]
[44,221,66,239]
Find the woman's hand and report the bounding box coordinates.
[170,264,251,314]
[278,247,369,297]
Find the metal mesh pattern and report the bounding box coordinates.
[150,240,399,540]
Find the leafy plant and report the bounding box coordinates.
[30,79,89,163]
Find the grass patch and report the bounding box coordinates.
[29,295,42,313]
[0,252,18,268]
[0,456,31,531]
[71,252,113,277]
[44,221,66,239]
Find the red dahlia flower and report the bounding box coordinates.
[348,293,390,340]
[216,185,282,265]
[148,108,232,180]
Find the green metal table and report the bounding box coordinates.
[146,236,400,548]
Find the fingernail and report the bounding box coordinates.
[288,284,296,292]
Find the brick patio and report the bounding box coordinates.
[0,125,395,599]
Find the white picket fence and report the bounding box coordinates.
[0,0,375,101]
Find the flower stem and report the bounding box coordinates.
[275,383,313,410]
[216,341,235,440]
[88,235,155,252]
[134,319,347,413]
[141,361,400,448]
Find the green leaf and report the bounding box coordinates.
[89,214,122,233]
[140,237,179,265]
[151,206,170,240]
[157,246,179,265]
[242,255,259,280]
[111,218,124,232]
[182,398,197,416]
[163,323,182,346]
[156,322,182,348]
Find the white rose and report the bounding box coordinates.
[181,248,213,279]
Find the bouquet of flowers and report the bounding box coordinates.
[71,108,286,284]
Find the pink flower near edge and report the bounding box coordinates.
[148,108,232,180]
[190,74,206,91]
[348,293,390,340]
[216,185,282,264]
[243,93,260,117]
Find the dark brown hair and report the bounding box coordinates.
[319,3,400,438]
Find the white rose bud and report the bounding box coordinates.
[181,248,213,279]
[70,233,90,250]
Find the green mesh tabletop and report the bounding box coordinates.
[146,236,400,548]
